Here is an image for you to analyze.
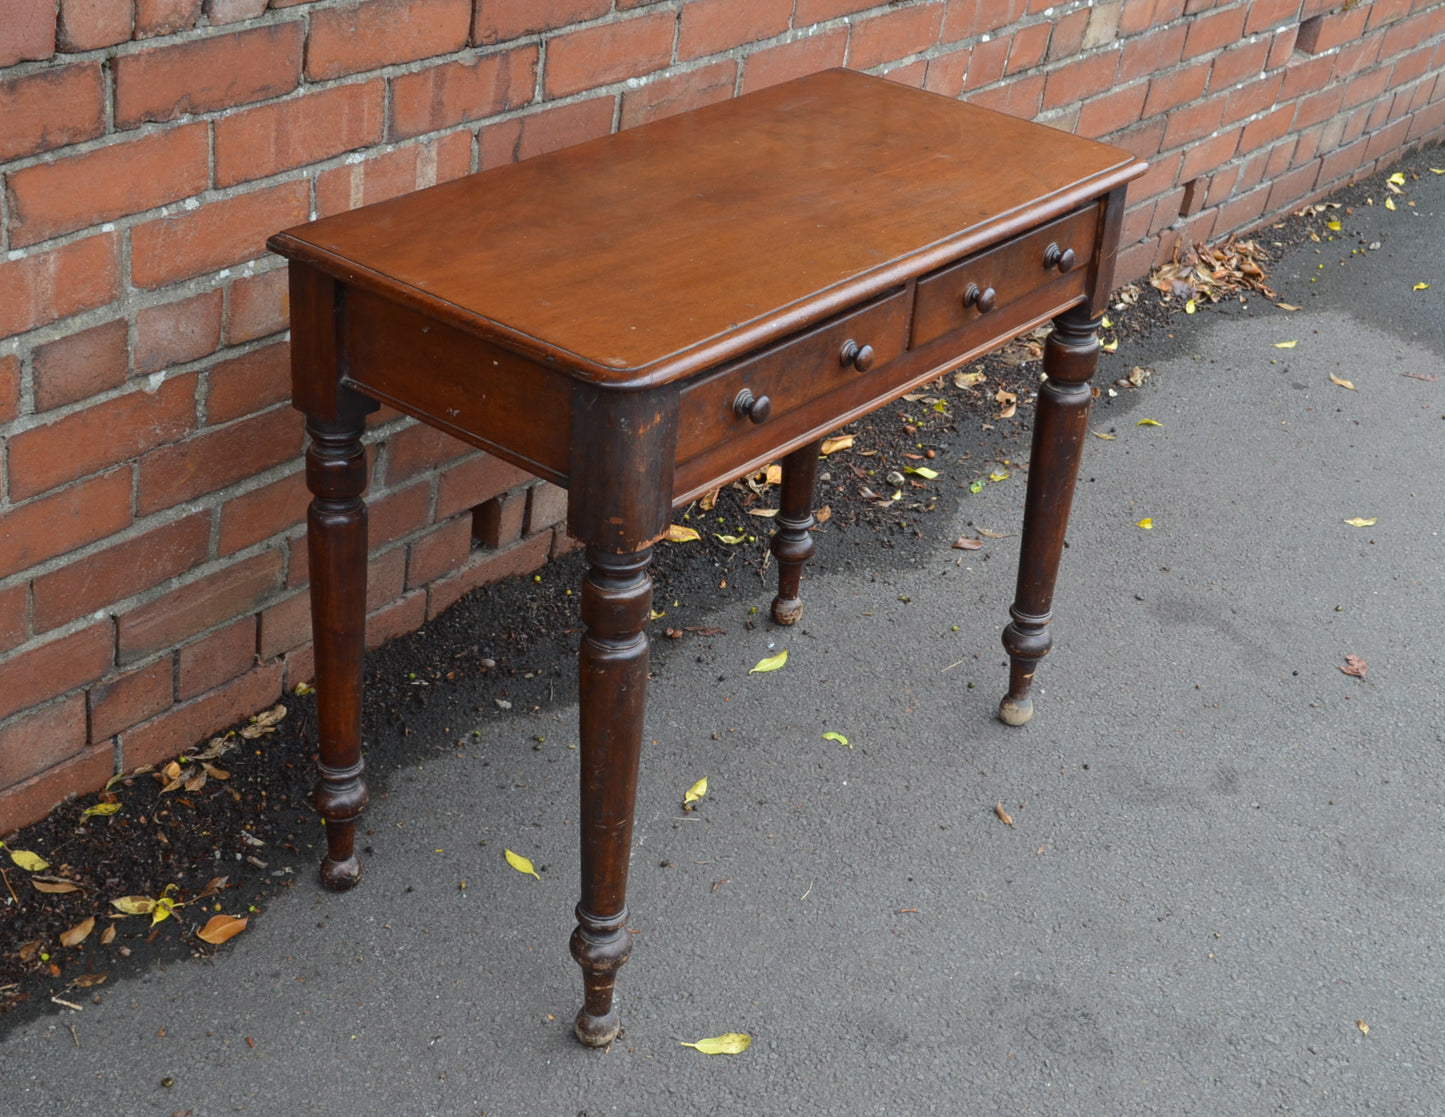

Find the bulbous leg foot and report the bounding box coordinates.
[320,853,362,891]
[998,695,1034,727]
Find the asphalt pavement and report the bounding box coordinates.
[2,154,1442,1116]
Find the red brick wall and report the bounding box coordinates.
[2,0,1442,831]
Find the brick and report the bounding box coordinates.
[206,340,291,424]
[1366,0,1412,31]
[217,469,310,556]
[544,11,675,99]
[1046,7,1089,61]
[390,46,536,140]
[364,590,427,650]
[1222,73,1285,125]
[1042,48,1121,110]
[57,0,133,50]
[6,124,209,250]
[114,23,304,128]
[1294,85,1347,130]
[621,60,738,129]
[1163,92,1227,148]
[0,584,23,657]
[1265,161,1322,214]
[260,549,406,657]
[137,406,305,515]
[849,3,946,70]
[940,0,1026,42]
[313,137,468,217]
[0,623,113,722]
[1118,24,1186,83]
[32,318,128,412]
[1083,1,1123,49]
[119,660,283,771]
[427,529,552,618]
[131,180,309,290]
[135,0,201,37]
[1266,25,1297,69]
[1204,161,1241,206]
[89,660,173,743]
[368,480,432,549]
[135,290,223,375]
[524,480,567,535]
[215,80,385,188]
[1183,5,1247,58]
[679,0,791,62]
[407,517,472,587]
[1280,52,1336,102]
[1238,102,1293,154]
[550,528,583,559]
[307,0,471,81]
[970,73,1045,118]
[795,0,882,20]
[9,374,197,501]
[0,695,88,789]
[478,96,617,168]
[32,512,211,632]
[1143,59,1209,118]
[1119,0,1160,36]
[382,423,473,486]
[740,29,849,94]
[1180,127,1241,181]
[1004,22,1051,75]
[1296,6,1369,55]
[178,616,257,700]
[472,0,609,44]
[206,0,269,23]
[0,356,16,428]
[434,452,532,519]
[964,36,1011,91]
[3,0,55,67]
[473,488,526,548]
[1381,13,1437,63]
[0,63,104,164]
[0,470,133,580]
[0,233,120,339]
[923,50,969,98]
[1387,43,1439,92]
[1243,0,1297,34]
[0,744,112,836]
[118,551,283,664]
[1363,115,1411,161]
[1078,82,1149,138]
[225,268,290,344]
[1209,37,1271,92]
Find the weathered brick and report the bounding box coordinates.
[32,318,128,412]
[525,481,567,535]
[1004,22,1052,75]
[131,180,309,290]
[679,0,790,61]
[32,511,211,632]
[178,616,257,700]
[214,80,385,188]
[363,590,427,650]
[134,0,201,37]
[1143,60,1210,118]
[1265,161,1322,214]
[0,622,113,722]
[1294,85,1347,131]
[0,62,104,163]
[849,3,946,71]
[225,268,290,345]
[473,488,526,548]
[0,233,120,339]
[314,138,469,218]
[545,10,675,98]
[0,584,25,655]
[923,49,969,98]
[1,0,56,66]
[390,46,536,140]
[206,340,291,425]
[1118,24,1186,83]
[119,661,283,771]
[472,0,608,44]
[794,0,882,21]
[970,72,1045,118]
[135,290,223,375]
[0,695,88,789]
[1046,7,1090,61]
[740,28,849,94]
[57,0,133,51]
[1162,92,1227,148]
[621,60,737,129]
[89,659,174,743]
[0,355,16,426]
[117,551,283,664]
[1077,82,1149,139]
[1209,37,1271,92]
[1180,128,1241,182]
[1239,102,1295,154]
[940,0,1026,43]
[427,529,552,618]
[1296,5,1370,55]
[1222,73,1285,126]
[1280,52,1335,101]
[205,0,269,23]
[369,480,433,549]
[381,423,473,486]
[478,97,616,168]
[307,0,471,81]
[1042,48,1121,110]
[963,36,1011,91]
[137,406,305,515]
[0,744,112,835]
[1366,0,1412,31]
[1243,0,1298,34]
[434,452,533,520]
[114,22,304,128]
[8,374,197,501]
[0,470,133,580]
[407,517,472,587]
[216,469,309,556]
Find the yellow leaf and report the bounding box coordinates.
[988,469,1010,482]
[1101,316,1112,329]
[747,508,778,518]
[1275,302,1301,311]
[699,487,720,511]
[1413,283,1430,291]
[1432,168,1445,175]
[151,896,178,927]
[1330,374,1356,390]
[9,849,50,872]
[763,464,782,486]
[82,802,121,818]
[714,533,746,544]
[111,896,157,916]
[684,777,708,805]
[749,650,788,674]
[1101,338,1119,352]
[680,1033,752,1055]
[650,608,666,620]
[1090,429,1117,440]
[1357,1019,1370,1034]
[1326,220,1341,231]
[293,681,314,696]
[822,731,851,748]
[904,466,939,480]
[1184,298,1196,314]
[1274,340,1298,349]
[994,802,1015,828]
[1137,518,1154,529]
[1388,172,1406,186]
[504,849,541,880]
[1384,197,1396,211]
[1136,418,1162,427]
[820,435,854,455]
[197,915,249,945]
[1343,517,1377,527]
[665,524,700,543]
[60,916,95,948]
[953,369,986,388]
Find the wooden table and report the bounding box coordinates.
[268,68,1145,1046]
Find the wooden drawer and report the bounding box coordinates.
[911,206,1100,349]
[675,288,910,479]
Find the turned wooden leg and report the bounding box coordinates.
[304,412,371,889]
[999,306,1101,727]
[571,546,653,1046]
[771,437,823,626]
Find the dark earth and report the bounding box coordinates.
[0,163,1417,1040]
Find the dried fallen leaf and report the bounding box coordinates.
[60,917,95,948]
[953,368,985,389]
[293,681,314,697]
[31,877,80,894]
[822,732,851,748]
[665,524,700,543]
[1137,518,1155,529]
[1340,654,1367,679]
[747,508,778,518]
[904,466,939,480]
[196,915,249,945]
[680,1033,752,1055]
[1136,418,1162,426]
[952,536,983,550]
[820,435,854,455]
[1090,429,1117,440]
[1330,374,1356,390]
[8,850,50,872]
[976,527,1009,539]
[504,849,540,880]
[111,896,157,916]
[1342,517,1377,527]
[100,924,116,946]
[684,777,707,806]
[699,487,720,511]
[81,802,121,819]
[997,403,1016,419]
[1357,1019,1370,1034]
[1385,197,1396,211]
[1275,302,1301,311]
[1275,340,1298,349]
[713,533,746,544]
[994,802,1015,828]
[750,650,788,674]
[67,972,107,989]
[814,505,831,523]
[994,388,1017,406]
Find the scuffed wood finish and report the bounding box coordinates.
[268,67,1146,1045]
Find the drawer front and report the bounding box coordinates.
[675,289,910,474]
[911,206,1100,349]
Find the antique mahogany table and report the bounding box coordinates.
[269,68,1145,1046]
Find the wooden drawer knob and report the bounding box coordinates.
[839,339,875,372]
[733,388,772,424]
[1042,243,1076,273]
[963,283,997,314]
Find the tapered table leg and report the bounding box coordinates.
[999,306,1101,726]
[304,411,371,888]
[771,437,823,626]
[571,545,653,1046]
